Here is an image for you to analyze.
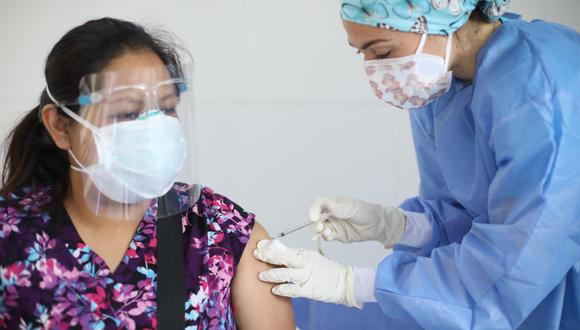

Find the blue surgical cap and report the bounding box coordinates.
[340,0,511,35]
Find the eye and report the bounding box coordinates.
[375,51,392,59]
[160,107,177,116]
[113,111,140,121]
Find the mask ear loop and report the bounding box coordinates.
[444,32,453,70]
[45,85,93,173]
[46,84,113,169]
[413,33,429,59]
[414,33,453,71]
[68,148,104,215]
[68,150,89,173]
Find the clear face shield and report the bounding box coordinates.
[47,62,199,220]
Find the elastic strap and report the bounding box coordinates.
[414,33,428,57]
[157,201,186,329]
[414,33,453,71]
[68,150,87,173]
[45,84,100,133]
[444,32,453,70]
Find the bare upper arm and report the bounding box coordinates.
[231,221,295,330]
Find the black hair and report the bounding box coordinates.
[1,17,184,204]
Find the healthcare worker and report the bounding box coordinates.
[254,0,580,329]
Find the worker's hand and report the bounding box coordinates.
[254,239,362,309]
[309,197,406,248]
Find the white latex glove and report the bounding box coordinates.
[309,197,407,248]
[253,239,362,309]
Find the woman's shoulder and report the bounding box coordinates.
[0,185,53,265]
[195,186,256,232]
[190,186,256,258]
[0,185,52,224]
[471,17,579,121]
[477,17,579,87]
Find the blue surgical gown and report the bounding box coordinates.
[375,15,580,329]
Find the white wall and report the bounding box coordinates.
[1,0,578,267]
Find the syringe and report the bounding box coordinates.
[272,221,325,255]
[272,221,311,239]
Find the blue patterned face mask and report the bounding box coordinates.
[340,0,510,35]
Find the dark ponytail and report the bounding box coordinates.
[1,101,69,199]
[1,17,184,203]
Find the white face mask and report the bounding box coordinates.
[72,112,186,204]
[67,111,186,204]
[46,87,188,204]
[363,32,453,110]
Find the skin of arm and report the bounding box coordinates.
[231,221,295,329]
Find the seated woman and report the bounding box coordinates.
[0,18,294,329]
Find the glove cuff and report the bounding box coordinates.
[341,266,364,309]
[380,207,407,249]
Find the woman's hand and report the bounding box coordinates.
[309,197,407,248]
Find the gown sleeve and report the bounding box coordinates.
[397,106,474,254]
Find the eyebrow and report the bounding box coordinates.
[348,39,391,50]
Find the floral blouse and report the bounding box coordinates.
[0,184,255,329]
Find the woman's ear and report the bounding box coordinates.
[41,104,72,150]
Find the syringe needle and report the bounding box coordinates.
[272,221,311,239]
